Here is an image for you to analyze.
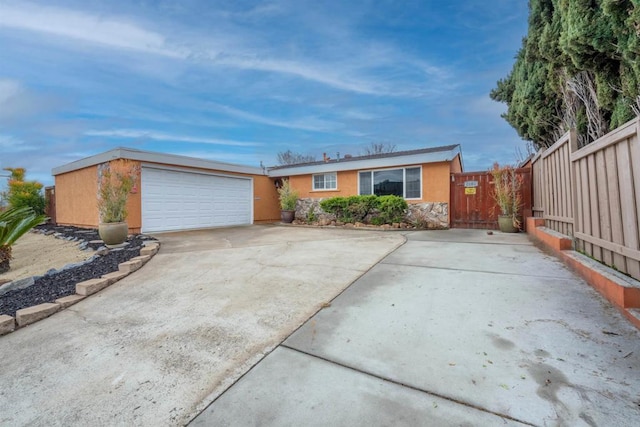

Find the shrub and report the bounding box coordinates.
[277,179,298,210]
[3,167,45,215]
[345,195,378,222]
[377,195,408,224]
[306,209,317,224]
[320,195,407,225]
[320,197,350,222]
[321,195,379,223]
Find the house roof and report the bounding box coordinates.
[52,147,265,176]
[268,144,462,176]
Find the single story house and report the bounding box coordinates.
[52,144,463,233]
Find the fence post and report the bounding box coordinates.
[569,129,579,247]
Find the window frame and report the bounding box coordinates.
[312,172,338,191]
[357,165,422,200]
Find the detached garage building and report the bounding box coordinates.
[52,147,281,233]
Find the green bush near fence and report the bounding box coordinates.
[319,195,407,225]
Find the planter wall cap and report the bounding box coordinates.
[0,315,15,335]
[76,277,111,296]
[55,294,86,309]
[101,270,129,284]
[130,255,151,264]
[140,246,158,256]
[118,259,143,273]
[16,303,60,327]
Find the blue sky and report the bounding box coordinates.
[0,0,529,188]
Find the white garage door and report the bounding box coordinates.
[141,167,253,232]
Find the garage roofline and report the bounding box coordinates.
[52,147,265,176]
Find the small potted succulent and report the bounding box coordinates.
[490,162,522,233]
[97,160,139,245]
[277,179,298,223]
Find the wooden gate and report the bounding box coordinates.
[45,186,56,224]
[449,169,532,230]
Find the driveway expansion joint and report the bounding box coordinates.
[379,260,576,281]
[280,344,538,427]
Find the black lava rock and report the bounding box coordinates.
[0,225,157,317]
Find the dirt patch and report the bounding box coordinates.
[0,232,92,282]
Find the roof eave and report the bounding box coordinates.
[52,147,265,176]
[268,145,461,177]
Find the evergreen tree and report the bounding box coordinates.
[492,0,640,149]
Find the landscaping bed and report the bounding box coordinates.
[0,224,156,317]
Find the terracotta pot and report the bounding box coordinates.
[98,222,129,245]
[281,210,295,224]
[497,215,519,233]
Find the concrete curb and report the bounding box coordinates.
[526,217,640,330]
[0,241,161,336]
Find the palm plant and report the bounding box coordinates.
[0,206,47,274]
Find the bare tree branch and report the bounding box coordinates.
[277,150,316,166]
[361,142,397,156]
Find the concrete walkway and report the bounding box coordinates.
[0,226,404,426]
[192,229,640,426]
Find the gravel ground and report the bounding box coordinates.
[0,224,157,317]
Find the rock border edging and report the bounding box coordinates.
[0,241,160,335]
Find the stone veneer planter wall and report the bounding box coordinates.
[295,198,448,229]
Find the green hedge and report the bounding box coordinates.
[319,195,407,225]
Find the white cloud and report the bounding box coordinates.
[84,129,263,147]
[0,2,184,58]
[208,103,341,132]
[0,78,63,124]
[0,79,21,103]
[0,2,448,97]
[0,134,35,152]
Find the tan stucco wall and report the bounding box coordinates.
[124,161,142,233]
[422,161,451,203]
[289,171,356,199]
[55,161,143,232]
[451,154,463,173]
[55,166,99,229]
[287,161,453,205]
[253,176,281,222]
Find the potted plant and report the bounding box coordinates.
[277,179,298,223]
[490,162,522,233]
[97,160,139,245]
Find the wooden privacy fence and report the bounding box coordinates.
[531,117,640,281]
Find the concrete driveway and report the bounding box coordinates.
[0,225,404,426]
[192,229,640,426]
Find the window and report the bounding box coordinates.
[358,166,421,199]
[313,172,337,190]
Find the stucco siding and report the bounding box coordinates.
[253,176,280,222]
[287,162,453,204]
[55,165,99,229]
